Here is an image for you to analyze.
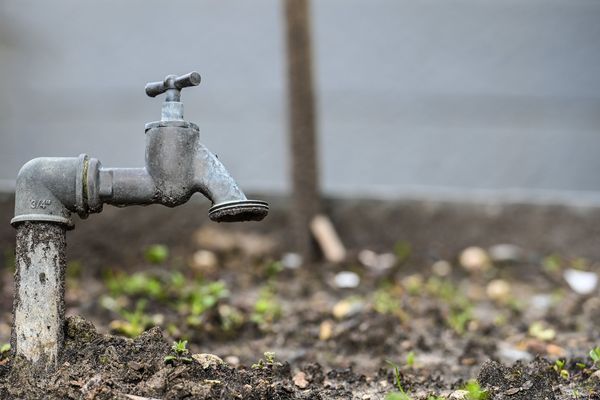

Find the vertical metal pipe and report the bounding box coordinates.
[12,222,67,370]
[284,0,321,261]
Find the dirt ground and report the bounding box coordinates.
[0,196,600,399]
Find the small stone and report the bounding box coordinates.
[358,250,396,271]
[488,244,524,263]
[459,247,491,272]
[334,271,360,288]
[192,353,224,369]
[545,344,566,357]
[281,252,303,269]
[127,361,144,371]
[486,279,511,303]
[332,298,364,319]
[582,297,600,326]
[449,389,469,399]
[529,294,553,316]
[432,260,452,276]
[319,320,334,340]
[504,387,521,395]
[564,269,598,295]
[224,355,240,367]
[190,249,218,274]
[293,371,309,388]
[589,370,600,382]
[528,321,556,341]
[497,342,533,363]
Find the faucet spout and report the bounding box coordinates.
[194,144,268,222]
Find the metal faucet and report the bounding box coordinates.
[11,72,268,227]
[9,72,268,370]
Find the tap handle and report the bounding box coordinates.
[145,72,201,101]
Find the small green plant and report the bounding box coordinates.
[463,380,488,400]
[144,244,169,264]
[264,260,283,279]
[385,360,412,400]
[542,254,561,273]
[109,299,154,338]
[425,277,474,335]
[252,351,279,369]
[164,340,192,364]
[448,308,472,335]
[251,285,282,330]
[372,286,408,321]
[0,343,10,366]
[105,271,165,300]
[184,280,230,326]
[590,347,600,367]
[394,241,412,264]
[553,359,570,379]
[406,351,415,368]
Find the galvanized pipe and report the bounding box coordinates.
[12,222,66,370]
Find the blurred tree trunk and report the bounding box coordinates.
[283,0,321,262]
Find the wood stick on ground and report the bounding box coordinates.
[310,214,347,263]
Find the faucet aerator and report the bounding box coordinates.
[209,200,269,222]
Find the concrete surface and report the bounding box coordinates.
[1,0,599,203]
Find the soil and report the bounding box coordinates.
[0,197,599,399]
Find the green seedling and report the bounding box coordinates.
[448,307,473,335]
[0,344,10,366]
[144,244,169,264]
[264,260,283,279]
[164,339,193,364]
[590,347,600,367]
[0,343,10,360]
[463,380,488,400]
[110,299,154,338]
[385,360,412,400]
[394,241,412,264]
[576,362,587,370]
[553,359,570,379]
[425,276,475,335]
[105,271,165,300]
[218,304,245,333]
[251,285,282,330]
[252,351,278,369]
[184,280,230,326]
[372,287,408,321]
[542,254,561,273]
[406,351,415,368]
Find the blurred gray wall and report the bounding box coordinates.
[1,0,599,204]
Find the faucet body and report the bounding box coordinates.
[12,73,268,228]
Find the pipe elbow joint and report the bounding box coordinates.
[11,154,102,229]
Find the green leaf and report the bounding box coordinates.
[144,244,169,264]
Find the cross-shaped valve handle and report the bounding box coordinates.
[145,72,201,102]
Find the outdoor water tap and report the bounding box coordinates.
[11,71,269,227]
[10,72,268,370]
